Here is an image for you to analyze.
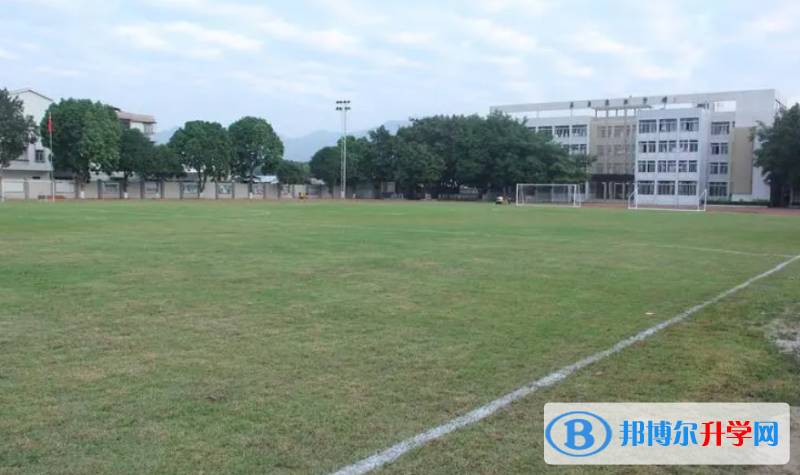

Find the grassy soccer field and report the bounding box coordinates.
[0,201,799,475]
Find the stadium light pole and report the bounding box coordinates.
[335,100,351,199]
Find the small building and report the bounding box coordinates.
[4,89,54,181]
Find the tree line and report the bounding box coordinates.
[2,87,799,205]
[310,113,596,198]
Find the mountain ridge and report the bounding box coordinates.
[152,120,410,162]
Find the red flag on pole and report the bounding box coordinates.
[47,113,53,134]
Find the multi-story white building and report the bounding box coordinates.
[3,88,157,182]
[491,89,787,203]
[115,109,157,139]
[4,89,55,181]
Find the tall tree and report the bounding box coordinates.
[145,145,185,181]
[41,99,121,190]
[754,104,800,207]
[169,121,232,193]
[394,130,445,195]
[118,128,154,195]
[228,116,284,192]
[0,89,38,178]
[309,146,341,194]
[276,160,309,185]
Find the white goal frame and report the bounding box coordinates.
[515,184,582,208]
[628,185,708,212]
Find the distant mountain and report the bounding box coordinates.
[153,126,179,145]
[281,120,409,162]
[151,120,410,162]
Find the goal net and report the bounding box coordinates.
[628,183,708,212]
[516,184,582,207]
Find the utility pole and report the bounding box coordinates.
[335,100,351,199]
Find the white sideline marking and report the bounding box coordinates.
[324,253,800,475]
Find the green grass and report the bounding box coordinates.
[0,201,798,475]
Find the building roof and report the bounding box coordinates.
[491,89,780,115]
[115,110,156,124]
[9,88,54,102]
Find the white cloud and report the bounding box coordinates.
[113,21,261,58]
[748,1,800,34]
[34,66,85,77]
[0,47,19,60]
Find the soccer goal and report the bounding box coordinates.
[628,184,708,212]
[515,184,582,207]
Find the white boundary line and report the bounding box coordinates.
[324,253,800,475]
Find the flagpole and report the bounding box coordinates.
[49,112,55,202]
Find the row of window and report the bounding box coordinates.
[639,140,699,154]
[14,150,48,163]
[639,119,733,135]
[638,160,699,174]
[537,125,588,138]
[639,181,730,197]
[636,181,699,196]
[598,125,634,139]
[596,144,634,156]
[638,141,730,155]
[709,182,729,197]
[594,163,633,175]
[561,144,588,154]
[637,160,731,175]
[639,118,700,134]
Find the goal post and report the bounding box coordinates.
[628,184,708,212]
[515,184,582,207]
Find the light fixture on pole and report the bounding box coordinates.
[335,100,351,199]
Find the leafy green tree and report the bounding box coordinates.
[276,160,309,184]
[336,135,371,188]
[41,99,121,188]
[118,128,154,194]
[228,116,284,192]
[0,88,38,177]
[169,121,232,193]
[394,129,445,195]
[309,146,341,194]
[754,104,800,207]
[146,145,185,181]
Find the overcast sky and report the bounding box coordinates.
[1,0,798,137]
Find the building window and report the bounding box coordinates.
[103,182,120,194]
[598,126,607,138]
[638,161,648,173]
[657,181,676,195]
[614,144,624,155]
[678,181,698,196]
[658,141,668,153]
[709,182,728,197]
[597,145,606,156]
[612,163,623,174]
[680,118,700,132]
[647,160,656,173]
[637,181,655,195]
[572,125,588,137]
[711,142,729,155]
[639,120,657,134]
[679,140,689,152]
[711,122,731,135]
[668,140,677,153]
[689,140,699,152]
[538,126,553,136]
[144,123,155,135]
[667,160,677,173]
[35,150,45,163]
[688,160,698,173]
[658,160,668,173]
[678,160,688,173]
[710,162,729,175]
[555,126,570,138]
[659,119,678,133]
[614,126,624,138]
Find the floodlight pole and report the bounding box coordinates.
[336,100,351,199]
